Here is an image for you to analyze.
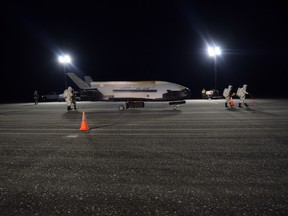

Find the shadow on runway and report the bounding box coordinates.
[244,107,256,112]
[61,108,182,129]
[226,106,258,112]
[89,123,124,130]
[226,107,238,112]
[62,110,82,121]
[84,108,182,115]
[225,106,279,116]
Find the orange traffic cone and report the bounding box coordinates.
[80,111,89,131]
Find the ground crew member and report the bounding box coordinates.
[63,86,73,110]
[201,88,206,99]
[33,90,39,105]
[71,87,77,110]
[223,85,233,108]
[237,84,249,108]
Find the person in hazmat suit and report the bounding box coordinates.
[71,87,77,110]
[63,86,73,110]
[223,85,233,108]
[201,88,206,99]
[33,90,39,105]
[237,84,249,108]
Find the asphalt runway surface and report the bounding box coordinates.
[0,99,288,215]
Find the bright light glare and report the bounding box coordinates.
[215,47,221,55]
[208,47,214,56]
[58,55,71,63]
[207,46,221,57]
[58,56,64,63]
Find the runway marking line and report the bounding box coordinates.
[67,135,79,138]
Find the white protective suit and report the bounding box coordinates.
[63,86,73,110]
[237,84,249,107]
[223,85,233,105]
[33,90,39,105]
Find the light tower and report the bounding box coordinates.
[58,54,71,89]
[207,46,221,90]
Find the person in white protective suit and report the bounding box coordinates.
[223,85,233,108]
[70,87,77,110]
[201,88,206,99]
[63,86,73,110]
[33,90,39,105]
[237,84,249,108]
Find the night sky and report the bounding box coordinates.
[1,1,287,102]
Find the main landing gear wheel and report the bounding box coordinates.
[169,101,185,110]
[118,105,126,111]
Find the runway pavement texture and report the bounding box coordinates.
[0,99,288,215]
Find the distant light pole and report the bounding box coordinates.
[58,54,71,89]
[207,46,221,90]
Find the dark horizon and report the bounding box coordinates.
[1,1,287,102]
